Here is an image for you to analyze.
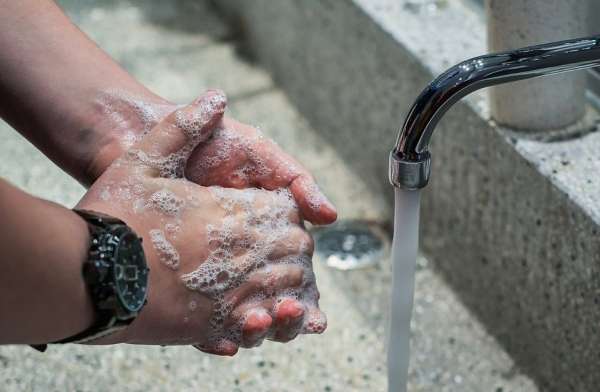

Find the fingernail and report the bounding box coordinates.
[199,89,227,112]
[302,309,327,334]
[288,301,305,319]
[245,308,272,333]
[216,338,239,356]
[244,309,272,348]
[277,298,305,322]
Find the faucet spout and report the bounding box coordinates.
[390,35,600,190]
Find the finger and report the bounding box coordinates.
[289,174,337,225]
[267,226,314,261]
[297,278,327,335]
[193,338,238,357]
[187,135,250,188]
[186,119,337,225]
[301,305,327,335]
[131,90,227,177]
[270,297,306,343]
[230,122,337,225]
[226,297,309,346]
[225,297,274,348]
[293,269,327,335]
[245,187,302,226]
[226,297,308,347]
[179,221,261,295]
[240,308,272,348]
[224,264,304,309]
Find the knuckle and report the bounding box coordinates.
[281,226,314,257]
[295,229,314,255]
[286,208,302,225]
[288,266,304,287]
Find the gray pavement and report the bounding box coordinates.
[0,1,536,391]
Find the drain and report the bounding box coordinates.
[312,220,389,270]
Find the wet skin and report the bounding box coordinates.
[80,91,333,355]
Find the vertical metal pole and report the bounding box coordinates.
[486,0,589,131]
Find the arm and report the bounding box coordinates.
[0,94,325,354]
[0,0,166,186]
[0,178,94,344]
[0,0,336,224]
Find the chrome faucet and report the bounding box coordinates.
[389,35,600,190]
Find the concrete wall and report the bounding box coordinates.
[214,1,600,391]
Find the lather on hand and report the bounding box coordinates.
[88,93,337,226]
[78,91,327,355]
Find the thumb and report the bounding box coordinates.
[131,90,227,177]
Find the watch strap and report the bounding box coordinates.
[53,310,126,344]
[30,209,146,352]
[30,314,127,353]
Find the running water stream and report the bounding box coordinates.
[387,188,422,392]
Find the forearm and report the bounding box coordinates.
[0,178,94,344]
[0,0,166,185]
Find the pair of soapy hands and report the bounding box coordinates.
[78,90,337,356]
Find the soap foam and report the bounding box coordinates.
[99,92,324,346]
[127,148,186,178]
[188,126,276,185]
[149,229,180,270]
[123,93,225,179]
[175,93,226,141]
[165,222,181,237]
[180,186,322,347]
[146,188,185,216]
[303,180,325,211]
[96,90,174,149]
[99,187,111,201]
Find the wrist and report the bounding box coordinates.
[57,209,97,340]
[0,0,173,186]
[82,90,174,186]
[55,209,150,346]
[0,181,96,344]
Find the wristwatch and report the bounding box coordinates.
[31,209,149,352]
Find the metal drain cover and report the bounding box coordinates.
[312,220,389,270]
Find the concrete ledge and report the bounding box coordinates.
[214,1,600,391]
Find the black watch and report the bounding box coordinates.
[32,209,149,352]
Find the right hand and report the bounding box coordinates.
[77,90,326,355]
[86,92,337,226]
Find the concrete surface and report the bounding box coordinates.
[486,0,588,131]
[214,1,600,391]
[0,0,537,391]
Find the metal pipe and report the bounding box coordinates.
[389,35,600,190]
[486,0,589,131]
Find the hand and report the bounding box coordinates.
[78,91,326,355]
[88,92,337,226]
[0,0,336,226]
[186,117,337,225]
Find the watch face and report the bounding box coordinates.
[113,231,149,313]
